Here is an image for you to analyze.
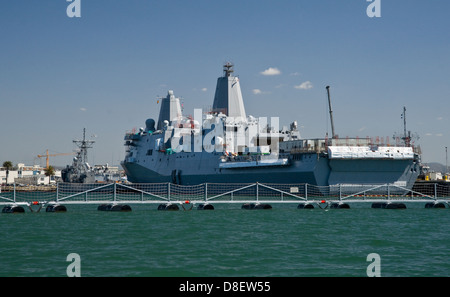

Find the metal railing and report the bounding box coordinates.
[1,182,449,207]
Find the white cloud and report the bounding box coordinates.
[260,67,281,76]
[437,117,443,121]
[294,81,313,90]
[252,89,271,95]
[201,88,207,92]
[80,107,87,112]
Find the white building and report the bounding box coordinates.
[0,163,62,185]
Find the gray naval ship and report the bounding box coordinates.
[121,63,421,190]
[61,128,96,183]
[62,128,122,183]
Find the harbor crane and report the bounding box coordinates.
[37,150,75,169]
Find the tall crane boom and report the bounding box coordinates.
[37,150,75,168]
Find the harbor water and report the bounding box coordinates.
[1,204,448,277]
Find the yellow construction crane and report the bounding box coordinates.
[37,150,75,169]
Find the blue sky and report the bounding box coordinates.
[1,0,449,167]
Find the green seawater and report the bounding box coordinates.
[1,205,448,277]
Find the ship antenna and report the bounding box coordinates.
[326,86,336,139]
[73,128,95,164]
[401,106,411,146]
[223,62,234,77]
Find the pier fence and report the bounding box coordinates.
[1,182,449,209]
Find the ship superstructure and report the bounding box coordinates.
[121,63,421,189]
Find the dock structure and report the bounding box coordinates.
[1,182,449,212]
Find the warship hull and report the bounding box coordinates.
[122,154,327,185]
[121,151,419,188]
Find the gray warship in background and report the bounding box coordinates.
[121,63,421,190]
[61,128,96,183]
[62,128,122,183]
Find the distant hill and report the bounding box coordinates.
[424,162,448,173]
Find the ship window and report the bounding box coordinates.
[146,149,153,156]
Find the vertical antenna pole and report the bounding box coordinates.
[401,106,411,146]
[326,86,336,139]
[446,146,448,175]
[403,107,407,142]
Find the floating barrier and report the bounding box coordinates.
[424,202,446,209]
[297,202,314,209]
[157,203,179,211]
[97,204,132,212]
[330,202,350,209]
[241,203,272,210]
[1,182,449,213]
[46,204,67,212]
[197,203,214,210]
[2,205,25,213]
[371,202,406,209]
